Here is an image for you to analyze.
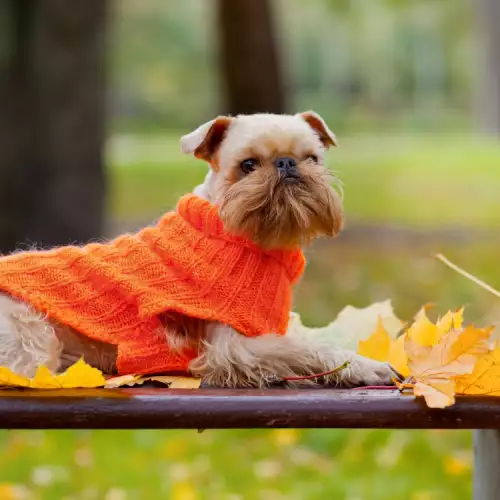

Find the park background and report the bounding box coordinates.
[1,0,500,498]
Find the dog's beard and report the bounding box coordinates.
[219,164,343,249]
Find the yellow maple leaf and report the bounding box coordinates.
[407,309,439,346]
[407,307,464,347]
[104,374,201,389]
[56,358,106,388]
[29,359,106,389]
[438,308,464,335]
[388,334,410,378]
[0,367,30,388]
[30,365,64,389]
[0,358,201,390]
[358,317,391,361]
[456,348,500,396]
[357,318,409,376]
[0,359,105,389]
[405,325,491,408]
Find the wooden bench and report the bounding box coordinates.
[1,388,498,499]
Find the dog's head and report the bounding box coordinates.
[181,112,343,249]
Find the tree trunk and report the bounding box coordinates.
[475,0,500,135]
[0,0,108,253]
[217,0,286,116]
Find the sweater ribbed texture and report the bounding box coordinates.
[0,195,305,374]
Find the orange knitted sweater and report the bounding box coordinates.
[0,195,305,375]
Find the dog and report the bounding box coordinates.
[0,111,396,388]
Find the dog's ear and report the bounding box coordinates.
[297,111,337,149]
[180,116,233,162]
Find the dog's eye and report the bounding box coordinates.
[307,155,319,164]
[240,158,258,174]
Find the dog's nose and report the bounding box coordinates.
[274,157,299,180]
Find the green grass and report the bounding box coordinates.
[297,241,500,328]
[0,429,472,500]
[108,132,500,324]
[108,133,500,227]
[3,133,500,499]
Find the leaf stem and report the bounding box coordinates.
[283,361,351,381]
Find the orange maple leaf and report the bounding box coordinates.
[455,348,500,396]
[357,317,409,377]
[404,325,491,408]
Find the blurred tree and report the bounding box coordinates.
[475,0,500,135]
[217,0,286,115]
[0,0,107,252]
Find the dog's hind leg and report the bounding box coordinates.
[0,294,62,377]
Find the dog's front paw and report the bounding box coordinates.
[345,354,399,387]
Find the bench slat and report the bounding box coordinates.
[1,388,500,429]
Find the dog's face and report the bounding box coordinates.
[181,112,343,249]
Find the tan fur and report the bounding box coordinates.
[189,323,395,388]
[219,159,342,249]
[0,112,396,388]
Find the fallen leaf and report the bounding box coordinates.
[438,308,464,335]
[144,376,201,389]
[358,318,391,362]
[31,365,64,389]
[0,367,30,388]
[0,359,106,389]
[104,374,142,388]
[407,307,464,347]
[0,360,201,391]
[407,309,439,346]
[413,379,455,409]
[456,348,500,396]
[355,318,410,376]
[407,327,490,379]
[405,326,491,408]
[448,325,492,365]
[388,334,410,378]
[58,359,107,388]
[289,299,403,351]
[35,359,105,389]
[105,374,201,389]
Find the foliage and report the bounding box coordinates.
[0,361,201,390]
[0,427,472,500]
[2,132,497,497]
[0,360,105,389]
[108,133,500,227]
[353,304,500,408]
[112,0,474,132]
[107,133,500,327]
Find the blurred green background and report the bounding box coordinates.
[2,0,500,498]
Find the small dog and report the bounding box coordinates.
[0,111,395,388]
